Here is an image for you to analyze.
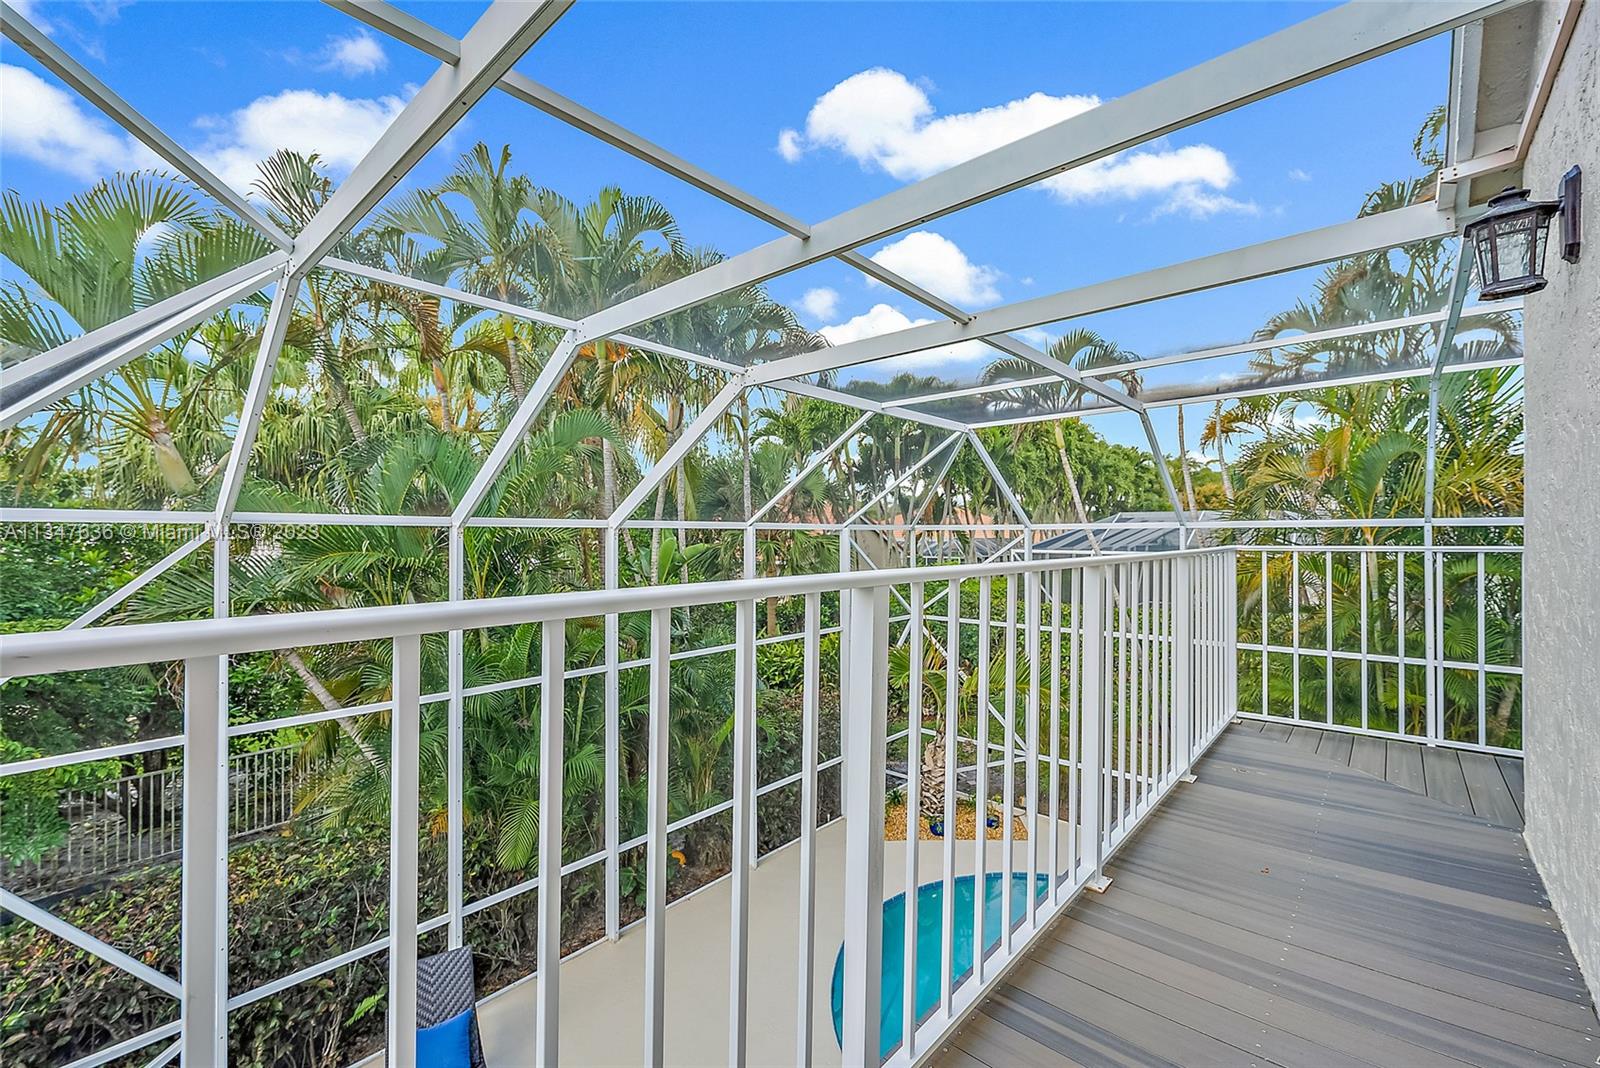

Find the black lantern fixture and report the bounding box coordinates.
[1464,166,1582,300]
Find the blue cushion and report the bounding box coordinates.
[416,1007,473,1068]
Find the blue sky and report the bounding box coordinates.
[1,0,1453,457]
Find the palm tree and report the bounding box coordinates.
[524,185,685,518]
[2,172,271,501]
[979,328,1143,543]
[377,143,545,401]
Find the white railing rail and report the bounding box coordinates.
[0,546,1237,1068]
[1234,544,1523,754]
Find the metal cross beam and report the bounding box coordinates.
[608,376,747,528]
[0,255,287,430]
[322,0,1141,415]
[744,203,1456,388]
[285,0,573,281]
[562,0,1517,343]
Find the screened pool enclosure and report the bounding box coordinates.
[0,0,1580,1065]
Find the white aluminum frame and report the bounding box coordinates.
[0,0,1536,1063]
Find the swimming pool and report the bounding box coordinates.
[829,871,1049,1058]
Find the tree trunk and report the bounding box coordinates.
[1176,404,1196,512]
[329,376,369,446]
[1052,422,1101,554]
[497,283,527,402]
[602,438,618,517]
[766,597,779,637]
[1214,401,1235,502]
[284,650,384,770]
[740,395,753,521]
[432,358,453,431]
[675,458,691,586]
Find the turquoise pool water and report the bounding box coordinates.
[829,871,1049,1058]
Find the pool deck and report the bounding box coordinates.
[473,819,1039,1066]
[930,724,1596,1068]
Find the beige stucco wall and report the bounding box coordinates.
[1521,0,1600,1015]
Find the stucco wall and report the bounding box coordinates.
[1522,0,1600,1013]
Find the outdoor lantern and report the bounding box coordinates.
[1464,166,1583,300]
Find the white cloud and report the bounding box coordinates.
[1149,183,1260,221]
[1287,167,1312,182]
[322,30,388,76]
[800,287,840,320]
[0,63,156,180]
[776,128,803,162]
[780,68,1254,218]
[819,302,988,375]
[195,88,408,194]
[867,231,1002,306]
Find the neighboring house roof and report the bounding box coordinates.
[1031,511,1224,555]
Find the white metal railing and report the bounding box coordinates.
[1234,544,1523,753]
[0,745,303,894]
[0,546,1236,1068]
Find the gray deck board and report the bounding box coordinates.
[1288,724,1324,752]
[931,726,1596,1068]
[1317,729,1356,766]
[1498,755,1527,817]
[1459,750,1525,828]
[1422,746,1474,811]
[1242,718,1527,830]
[1386,739,1426,793]
[1350,734,1388,778]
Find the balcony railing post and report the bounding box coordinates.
[388,634,422,1068]
[537,619,566,1065]
[841,582,889,1065]
[1079,565,1110,893]
[1173,554,1195,783]
[1225,549,1239,728]
[180,654,227,1068]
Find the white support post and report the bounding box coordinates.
[447,527,465,948]
[180,655,227,1067]
[1024,570,1041,925]
[840,584,889,1066]
[794,593,821,1065]
[1226,548,1239,725]
[728,598,756,1065]
[643,607,671,1064]
[388,634,422,1068]
[743,525,759,872]
[940,576,959,1019]
[536,619,565,1065]
[1173,555,1196,782]
[603,526,621,940]
[1080,565,1110,893]
[902,579,924,1057]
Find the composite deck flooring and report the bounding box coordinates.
[1239,719,1526,830]
[933,724,1596,1068]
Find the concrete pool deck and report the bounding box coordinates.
[475,820,1052,1067]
